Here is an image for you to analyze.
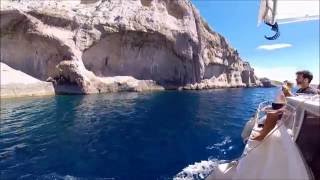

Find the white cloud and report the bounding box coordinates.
[254,66,320,84]
[256,43,292,51]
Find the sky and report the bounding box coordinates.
[192,0,320,84]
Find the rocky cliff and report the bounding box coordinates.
[259,78,280,87]
[0,0,261,97]
[0,62,55,98]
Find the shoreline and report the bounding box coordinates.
[1,62,264,99]
[1,86,275,100]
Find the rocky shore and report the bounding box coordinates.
[1,0,262,98]
[0,62,55,98]
[259,77,281,88]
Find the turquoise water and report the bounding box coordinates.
[0,88,277,179]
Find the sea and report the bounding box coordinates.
[0,88,278,180]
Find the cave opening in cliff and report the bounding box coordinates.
[0,10,76,83]
[82,31,197,88]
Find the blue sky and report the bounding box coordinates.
[192,0,319,84]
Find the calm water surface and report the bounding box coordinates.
[0,88,277,179]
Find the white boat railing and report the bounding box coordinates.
[182,96,319,180]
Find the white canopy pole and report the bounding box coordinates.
[258,0,319,40]
[258,0,319,25]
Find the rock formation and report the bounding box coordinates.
[0,0,261,98]
[259,77,279,87]
[0,62,55,98]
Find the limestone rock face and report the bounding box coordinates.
[260,77,277,87]
[0,62,55,98]
[0,0,261,97]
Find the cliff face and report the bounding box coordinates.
[0,62,55,98]
[0,0,261,96]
